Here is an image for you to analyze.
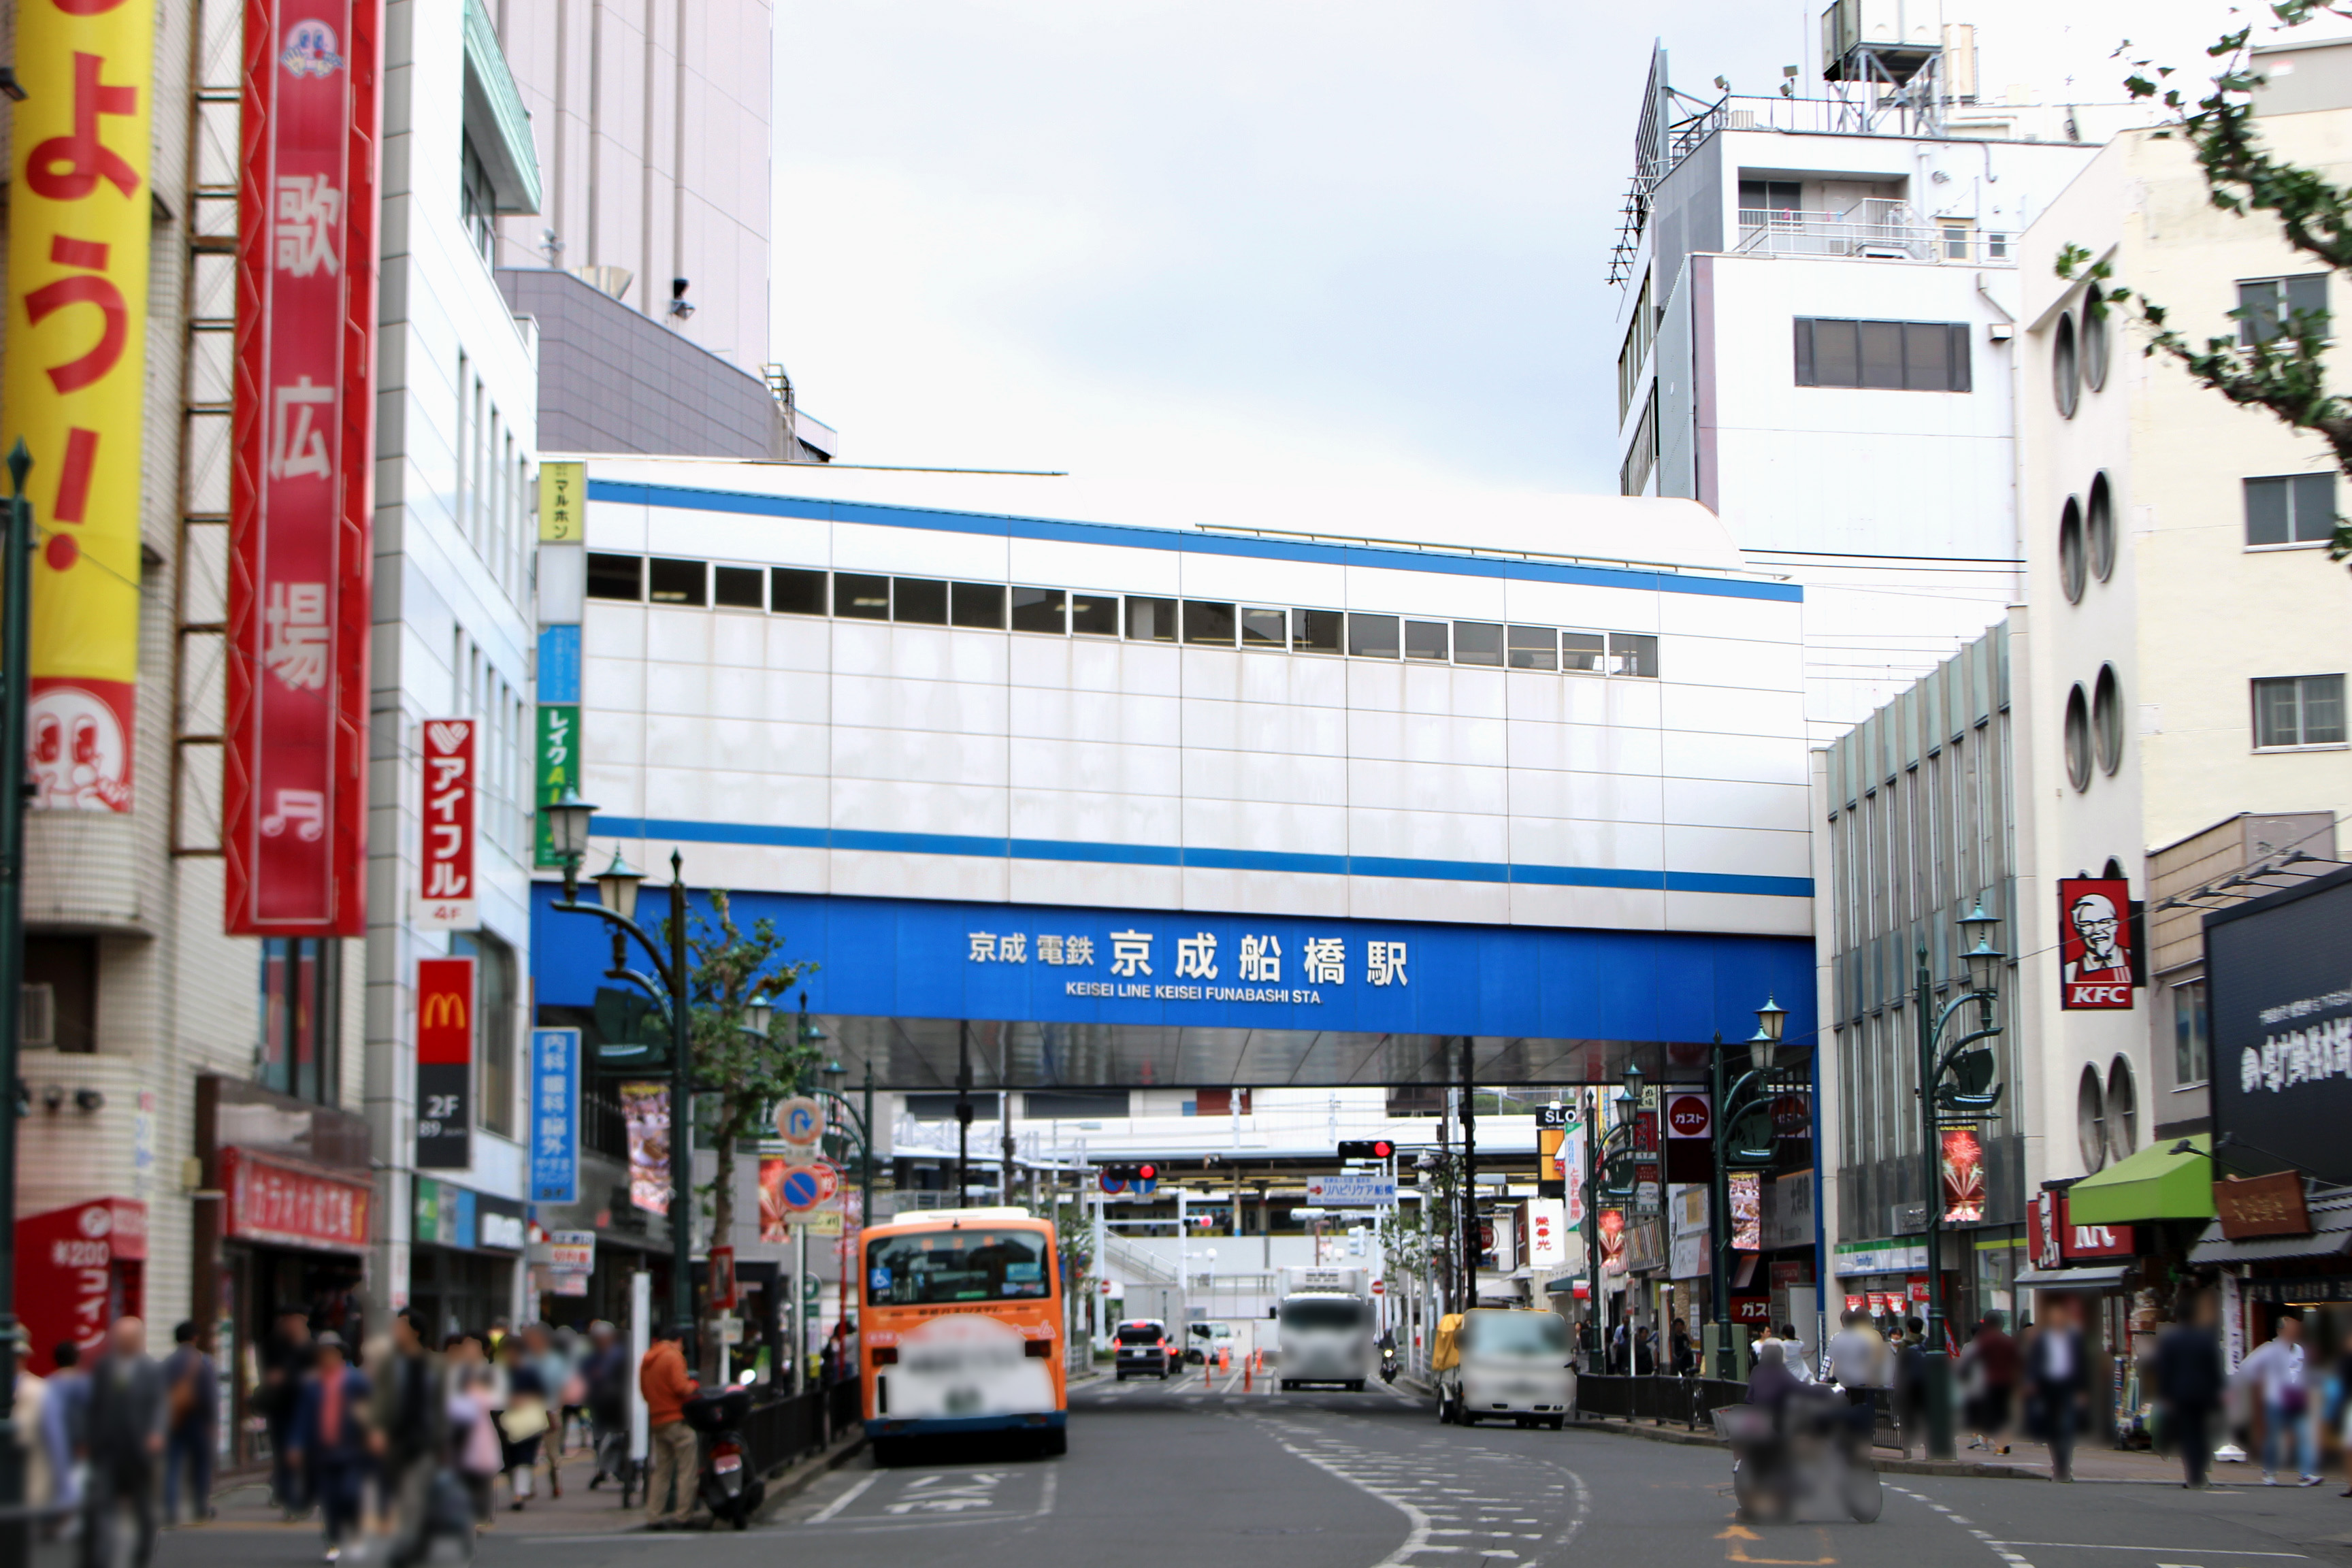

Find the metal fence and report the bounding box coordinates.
[740,1386,830,1475]
[1575,1374,1899,1445]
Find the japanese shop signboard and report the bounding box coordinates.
[5,0,159,815]
[529,1027,580,1205]
[417,719,476,930]
[415,956,474,1169]
[223,0,384,935]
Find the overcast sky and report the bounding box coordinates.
[772,2,2317,500]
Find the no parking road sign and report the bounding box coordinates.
[776,1160,840,1213]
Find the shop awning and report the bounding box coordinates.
[2065,1133,2214,1224]
[2016,1264,2130,1288]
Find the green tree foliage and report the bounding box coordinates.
[2067,1,2352,568]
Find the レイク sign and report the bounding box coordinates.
[417,719,476,929]
[416,956,474,1168]
[223,0,382,936]
[5,0,159,816]
[2058,876,2138,1011]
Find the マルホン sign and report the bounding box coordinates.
[223,0,382,936]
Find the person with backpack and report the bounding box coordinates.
[160,1321,218,1524]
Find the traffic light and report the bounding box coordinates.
[1337,1139,1395,1160]
[1104,1162,1158,1183]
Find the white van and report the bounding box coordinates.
[1275,1292,1374,1390]
[1434,1309,1575,1428]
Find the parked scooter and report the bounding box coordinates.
[683,1378,766,1531]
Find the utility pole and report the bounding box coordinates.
[1459,1038,1478,1311]
[0,444,35,1560]
[955,1023,973,1204]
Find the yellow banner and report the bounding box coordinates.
[538,461,583,541]
[5,0,157,813]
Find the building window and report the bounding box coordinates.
[453,932,515,1138]
[1182,601,1236,645]
[2243,472,2336,547]
[2172,979,2210,1086]
[1939,220,1973,261]
[1620,384,1658,496]
[951,582,1006,630]
[2051,312,2079,417]
[2063,682,2093,790]
[1505,625,1555,672]
[770,568,827,616]
[1453,621,1502,667]
[2238,273,2329,346]
[1616,274,1655,421]
[259,938,339,1102]
[894,577,947,624]
[1071,593,1119,636]
[2106,1056,2136,1162]
[713,566,765,610]
[2082,287,2111,392]
[1347,613,1401,659]
[1011,587,1066,634]
[2092,664,2123,776]
[1293,609,1343,655]
[2087,472,2116,581]
[2252,673,2348,749]
[2058,496,2086,604]
[647,558,706,606]
[1610,633,1660,678]
[834,572,890,619]
[1562,632,1605,674]
[1125,596,1177,642]
[1795,318,1972,391]
[585,553,643,602]
[25,936,97,1054]
[2076,1064,2106,1174]
[1403,620,1448,661]
[459,137,496,261]
[1241,607,1288,649]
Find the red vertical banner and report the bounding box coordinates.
[223,0,382,936]
[417,719,476,930]
[416,956,474,1169]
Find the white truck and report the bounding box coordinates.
[1274,1267,1376,1391]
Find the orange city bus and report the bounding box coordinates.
[860,1205,1066,1460]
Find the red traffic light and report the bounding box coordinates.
[1135,1162,1158,1181]
[1337,1139,1395,1160]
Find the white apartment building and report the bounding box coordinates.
[2010,41,2352,1201]
[1608,38,2144,740]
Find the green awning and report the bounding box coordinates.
[2067,1133,2213,1224]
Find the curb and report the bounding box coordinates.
[1566,1417,2048,1481]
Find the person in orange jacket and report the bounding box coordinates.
[638,1323,700,1528]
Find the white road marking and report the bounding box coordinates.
[1988,1550,2305,1560]
[806,1473,881,1523]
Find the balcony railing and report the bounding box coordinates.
[1735,201,2012,265]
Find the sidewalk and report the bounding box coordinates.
[1569,1413,2275,1485]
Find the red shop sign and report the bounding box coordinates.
[15,1198,146,1375]
[221,1146,372,1250]
[416,718,476,929]
[223,0,383,936]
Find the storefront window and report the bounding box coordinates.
[453,933,516,1136]
[259,938,340,1105]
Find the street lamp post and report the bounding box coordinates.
[1588,1064,1642,1365]
[0,443,35,1554]
[1708,997,1789,1378]
[544,790,699,1365]
[1914,900,2007,1460]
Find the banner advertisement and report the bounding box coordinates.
[1728,1170,1762,1252]
[529,1027,580,1204]
[224,0,384,935]
[1940,1126,1986,1223]
[414,956,473,1168]
[544,1228,595,1295]
[416,718,477,928]
[532,702,580,869]
[2057,875,2137,1010]
[6,0,159,815]
[1597,1207,1626,1275]
[1556,1124,1586,1225]
[623,1083,671,1215]
[758,1156,790,1243]
[538,460,584,541]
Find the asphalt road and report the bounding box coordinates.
[142,1367,2352,1568]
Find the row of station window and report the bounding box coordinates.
[584,553,1662,676]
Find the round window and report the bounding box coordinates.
[2092,664,2123,776]
[2106,1056,2137,1163]
[2076,1063,2106,1173]
[2087,472,2116,583]
[2082,286,2111,393]
[2059,496,2087,604]
[2064,683,2093,791]
[2053,312,2080,418]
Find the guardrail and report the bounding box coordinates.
[1575,1373,1899,1445]
[740,1386,832,1475]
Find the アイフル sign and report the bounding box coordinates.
[417,718,476,930]
[224,0,384,935]
[415,956,473,1168]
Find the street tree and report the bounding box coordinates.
[2061,1,2352,569]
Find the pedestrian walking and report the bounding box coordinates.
[1774,1324,1815,1384]
[443,1341,502,1528]
[288,1332,373,1563]
[80,1316,165,1568]
[2332,1328,2352,1497]
[2239,1313,2321,1486]
[1893,1318,1929,1458]
[1961,1314,2020,1454]
[160,1320,219,1524]
[2153,1292,2228,1490]
[495,1332,551,1509]
[582,1321,632,1494]
[14,1355,50,1522]
[42,1340,88,1533]
[526,1324,570,1497]
[639,1321,700,1529]
[1826,1309,1885,1403]
[1669,1318,1695,1377]
[261,1310,314,1518]
[372,1307,448,1567]
[2025,1298,2091,1483]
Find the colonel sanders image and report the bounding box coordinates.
[2063,892,2130,985]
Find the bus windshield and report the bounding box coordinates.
[867,1227,1051,1306]
[1279,1296,1368,1331]
[1464,1312,1569,1358]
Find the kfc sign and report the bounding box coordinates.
[416,719,476,930]
[2028,1188,2137,1265]
[2059,877,2140,1011]
[223,0,382,936]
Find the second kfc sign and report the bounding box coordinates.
[223,0,383,936]
[2059,877,2141,1011]
[417,719,476,930]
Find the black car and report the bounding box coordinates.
[1114,1318,1177,1379]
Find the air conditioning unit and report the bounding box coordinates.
[20,983,54,1049]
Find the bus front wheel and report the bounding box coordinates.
[1040,1428,1068,1458]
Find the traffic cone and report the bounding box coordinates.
[1218,1344,1230,1374]
[1243,1358,1252,1392]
